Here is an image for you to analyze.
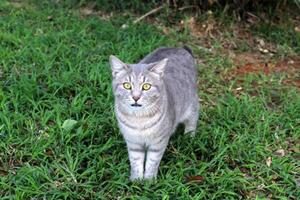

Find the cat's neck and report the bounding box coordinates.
[116,96,166,118]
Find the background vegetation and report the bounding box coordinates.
[0,0,299,199]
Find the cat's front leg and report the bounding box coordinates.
[144,140,169,179]
[126,141,145,180]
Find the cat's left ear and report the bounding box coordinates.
[109,55,129,78]
[148,58,168,77]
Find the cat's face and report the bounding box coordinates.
[109,56,167,111]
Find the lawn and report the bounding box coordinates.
[0,1,299,199]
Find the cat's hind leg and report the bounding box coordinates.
[183,103,199,137]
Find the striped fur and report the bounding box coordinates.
[109,47,199,180]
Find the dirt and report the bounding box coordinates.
[76,6,300,89]
[226,55,300,88]
[176,16,300,89]
[232,57,300,76]
[282,79,300,88]
[79,3,113,20]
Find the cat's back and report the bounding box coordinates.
[140,46,197,83]
[141,47,198,122]
[140,47,194,68]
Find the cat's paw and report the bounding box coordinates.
[144,173,157,180]
[130,174,144,181]
[143,175,157,184]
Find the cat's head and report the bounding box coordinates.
[109,55,168,111]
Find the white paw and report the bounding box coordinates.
[130,173,143,181]
[144,173,157,180]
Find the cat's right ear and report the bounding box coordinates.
[109,55,129,78]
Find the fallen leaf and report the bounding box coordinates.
[54,181,62,187]
[162,27,169,35]
[10,2,23,8]
[266,157,272,167]
[121,24,129,29]
[208,0,216,5]
[256,38,265,47]
[62,119,78,131]
[186,175,205,183]
[96,11,113,20]
[80,7,93,16]
[0,168,8,176]
[274,149,285,157]
[296,178,300,188]
[258,47,269,54]
[47,120,55,126]
[257,183,265,190]
[45,148,54,156]
[239,167,249,173]
[47,16,53,21]
[85,100,94,106]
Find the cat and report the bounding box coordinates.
[109,46,199,180]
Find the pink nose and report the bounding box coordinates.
[132,96,140,102]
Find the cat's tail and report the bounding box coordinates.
[183,45,194,57]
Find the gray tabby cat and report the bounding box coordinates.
[109,47,199,180]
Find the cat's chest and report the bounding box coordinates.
[118,115,161,132]
[117,112,168,141]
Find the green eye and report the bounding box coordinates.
[123,82,131,90]
[142,83,151,91]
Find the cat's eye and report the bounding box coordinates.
[142,83,151,91]
[123,82,131,90]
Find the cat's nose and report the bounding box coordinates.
[132,96,141,102]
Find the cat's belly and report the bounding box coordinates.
[117,114,173,144]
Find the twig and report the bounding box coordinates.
[246,12,260,20]
[178,5,198,11]
[133,5,164,24]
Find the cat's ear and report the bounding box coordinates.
[109,55,129,78]
[148,58,168,77]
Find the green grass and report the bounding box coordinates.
[0,1,299,199]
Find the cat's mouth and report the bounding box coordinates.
[131,103,142,107]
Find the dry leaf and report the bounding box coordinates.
[162,27,169,35]
[45,149,54,156]
[96,11,113,20]
[274,149,285,157]
[0,168,8,176]
[205,23,214,38]
[266,157,272,167]
[81,8,93,15]
[47,16,53,21]
[54,181,62,187]
[239,167,249,173]
[208,0,216,5]
[258,47,269,54]
[121,24,129,29]
[296,178,300,188]
[186,175,205,183]
[256,38,265,47]
[85,100,94,106]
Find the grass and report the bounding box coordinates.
[0,0,300,199]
